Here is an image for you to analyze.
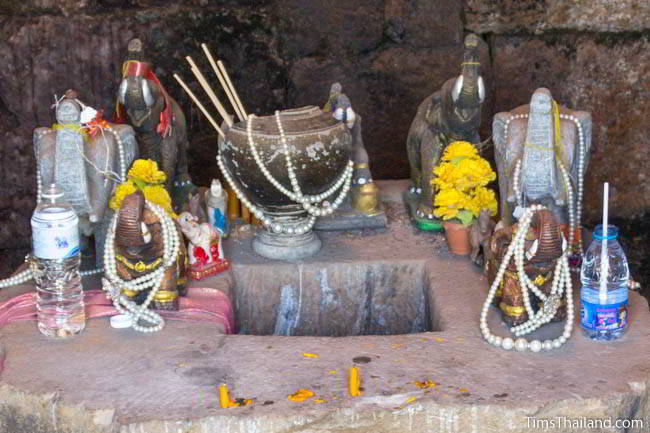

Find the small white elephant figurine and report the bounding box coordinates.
[178,211,228,280]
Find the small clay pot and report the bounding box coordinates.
[443,220,471,255]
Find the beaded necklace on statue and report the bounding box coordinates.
[101,200,179,333]
[481,132,578,352]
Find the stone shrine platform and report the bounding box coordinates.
[2,180,650,433]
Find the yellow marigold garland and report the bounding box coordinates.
[109,159,175,217]
[432,141,498,225]
[128,159,167,185]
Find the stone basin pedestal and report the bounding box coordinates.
[2,180,650,433]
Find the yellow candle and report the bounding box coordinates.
[219,384,230,408]
[348,367,360,397]
[241,203,251,224]
[251,214,261,226]
[226,186,239,220]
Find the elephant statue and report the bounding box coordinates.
[486,208,567,327]
[492,88,592,229]
[114,190,187,310]
[33,90,138,267]
[116,38,192,206]
[178,211,228,280]
[406,33,485,230]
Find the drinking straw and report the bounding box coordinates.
[599,182,609,304]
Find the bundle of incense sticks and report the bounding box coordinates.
[174,43,248,139]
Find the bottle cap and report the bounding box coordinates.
[593,224,618,240]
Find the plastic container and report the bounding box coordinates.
[580,224,629,341]
[31,184,85,338]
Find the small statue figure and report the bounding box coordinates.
[205,179,229,237]
[34,90,138,266]
[115,38,193,208]
[492,88,592,231]
[113,191,187,310]
[405,33,485,230]
[178,211,229,280]
[469,208,496,267]
[188,191,209,225]
[314,83,387,230]
[487,209,567,326]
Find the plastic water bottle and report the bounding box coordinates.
[580,224,629,340]
[31,184,85,338]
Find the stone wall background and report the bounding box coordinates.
[0,0,648,278]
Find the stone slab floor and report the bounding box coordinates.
[2,181,650,433]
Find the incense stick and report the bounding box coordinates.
[185,56,233,127]
[217,60,248,120]
[173,74,225,139]
[201,44,244,122]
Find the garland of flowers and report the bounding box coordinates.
[109,159,175,217]
[431,141,498,225]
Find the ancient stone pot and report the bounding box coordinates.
[219,106,352,260]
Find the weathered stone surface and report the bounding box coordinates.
[384,0,463,48]
[2,181,650,433]
[278,0,384,59]
[465,0,650,34]
[491,34,650,221]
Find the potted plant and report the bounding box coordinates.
[431,141,497,255]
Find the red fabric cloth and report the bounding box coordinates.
[0,288,234,334]
[114,60,173,137]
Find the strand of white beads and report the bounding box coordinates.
[512,158,576,305]
[274,111,352,217]
[102,200,179,332]
[109,128,127,182]
[245,113,353,207]
[504,111,585,256]
[36,168,43,205]
[216,111,353,235]
[0,268,34,288]
[480,205,574,352]
[559,113,585,256]
[80,268,104,276]
[34,129,55,205]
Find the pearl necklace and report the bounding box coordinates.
[0,265,34,288]
[480,204,574,352]
[101,200,179,333]
[504,112,586,257]
[217,111,353,235]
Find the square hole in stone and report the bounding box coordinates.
[232,261,439,336]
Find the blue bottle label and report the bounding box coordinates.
[580,299,628,331]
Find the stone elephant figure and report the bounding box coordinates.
[406,33,485,223]
[114,190,187,310]
[33,93,138,267]
[492,87,592,228]
[116,38,191,201]
[487,209,567,327]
